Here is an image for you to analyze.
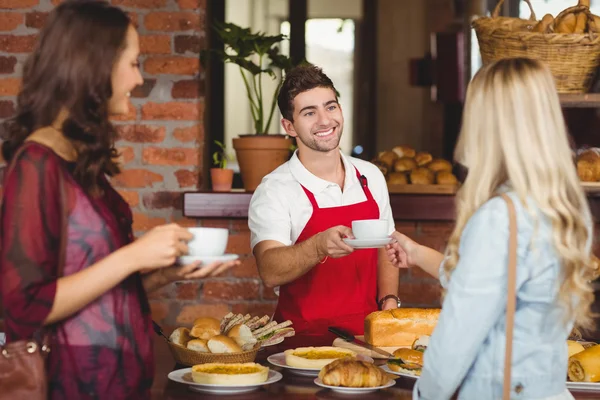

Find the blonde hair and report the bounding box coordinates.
[445,58,595,329]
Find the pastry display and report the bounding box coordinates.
[169,312,295,354]
[318,358,393,387]
[373,144,457,188]
[284,346,357,369]
[576,148,600,182]
[568,344,600,382]
[191,362,269,385]
[364,308,440,347]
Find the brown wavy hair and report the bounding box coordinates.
[277,64,337,122]
[1,0,130,194]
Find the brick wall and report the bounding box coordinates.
[0,0,449,332]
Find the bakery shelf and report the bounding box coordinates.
[559,93,600,107]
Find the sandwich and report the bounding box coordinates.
[191,362,269,385]
[386,348,424,376]
[253,320,295,346]
[285,346,357,369]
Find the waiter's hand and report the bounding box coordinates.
[386,231,418,269]
[316,225,355,259]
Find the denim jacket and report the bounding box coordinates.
[413,191,590,400]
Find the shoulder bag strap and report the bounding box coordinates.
[500,193,518,400]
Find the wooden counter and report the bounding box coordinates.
[151,333,600,399]
[183,191,600,221]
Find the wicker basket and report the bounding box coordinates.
[167,340,261,367]
[472,0,600,93]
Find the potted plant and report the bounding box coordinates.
[210,140,234,192]
[202,22,298,191]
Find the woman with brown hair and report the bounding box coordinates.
[0,1,238,398]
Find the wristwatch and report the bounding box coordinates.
[378,294,401,309]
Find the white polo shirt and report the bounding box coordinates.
[249,150,395,250]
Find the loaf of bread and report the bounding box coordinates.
[364,308,440,347]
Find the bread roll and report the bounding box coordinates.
[377,151,398,168]
[187,339,209,352]
[436,171,458,185]
[415,152,432,166]
[169,327,191,347]
[191,363,269,385]
[568,344,600,382]
[394,157,417,172]
[318,358,392,387]
[387,172,408,185]
[372,160,389,176]
[577,159,596,182]
[190,317,221,340]
[410,168,434,185]
[227,324,257,348]
[392,145,416,158]
[427,159,453,173]
[207,335,242,353]
[533,14,554,33]
[364,308,440,347]
[392,348,423,364]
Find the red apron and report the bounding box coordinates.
[273,166,379,338]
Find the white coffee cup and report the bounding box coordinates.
[187,227,229,257]
[351,219,389,240]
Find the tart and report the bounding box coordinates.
[284,346,357,369]
[191,362,269,385]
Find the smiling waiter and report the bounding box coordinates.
[249,65,400,337]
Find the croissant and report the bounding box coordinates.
[318,358,393,387]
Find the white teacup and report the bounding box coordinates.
[187,227,229,257]
[351,219,389,240]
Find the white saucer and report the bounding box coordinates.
[314,377,396,394]
[566,381,600,391]
[167,368,282,394]
[177,254,239,265]
[380,364,419,380]
[343,238,393,249]
[267,353,374,377]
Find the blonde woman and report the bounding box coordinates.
[386,58,595,400]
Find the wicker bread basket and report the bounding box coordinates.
[167,339,261,367]
[472,0,600,93]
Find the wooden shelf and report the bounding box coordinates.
[559,93,600,107]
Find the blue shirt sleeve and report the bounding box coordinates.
[413,197,514,399]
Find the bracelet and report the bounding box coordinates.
[319,256,329,264]
[378,294,401,309]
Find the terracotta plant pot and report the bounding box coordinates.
[210,168,234,192]
[233,135,293,192]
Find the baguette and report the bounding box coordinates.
[364,308,440,347]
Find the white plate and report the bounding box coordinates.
[567,381,600,391]
[167,368,282,394]
[314,377,396,394]
[380,364,419,380]
[267,353,375,377]
[177,254,239,265]
[259,337,285,350]
[343,238,393,249]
